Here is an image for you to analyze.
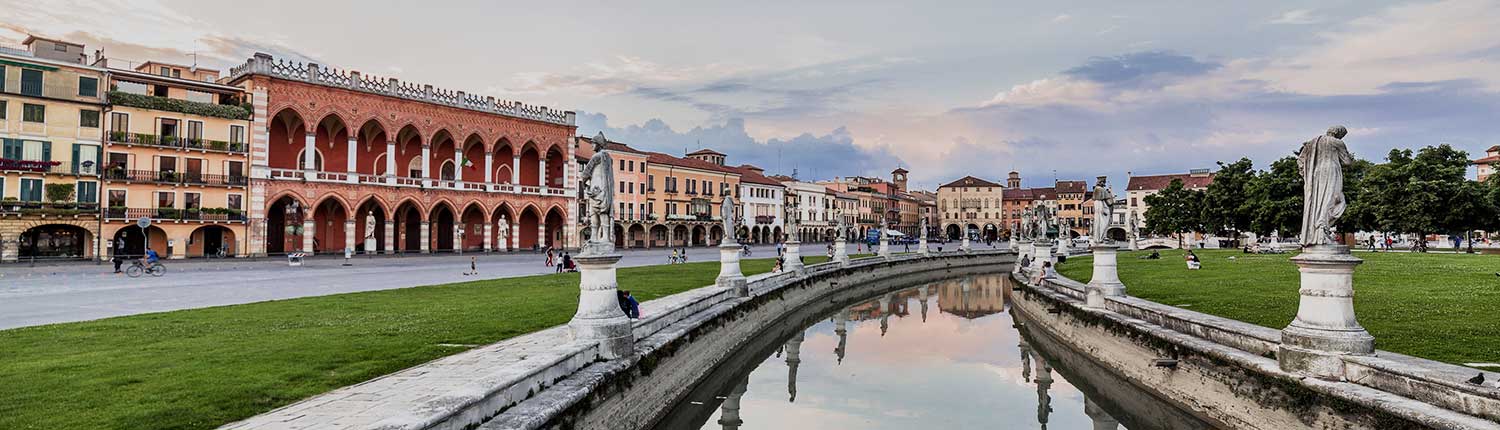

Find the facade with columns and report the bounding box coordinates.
[778,177,832,243]
[732,164,784,244]
[225,53,577,256]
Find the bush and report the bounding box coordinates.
[108,91,252,120]
[45,183,74,203]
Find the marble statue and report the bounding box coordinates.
[1090,176,1114,244]
[722,196,736,244]
[364,213,376,239]
[919,216,928,239]
[580,132,615,249]
[1297,125,1354,247]
[1127,211,1140,240]
[1020,209,1034,240]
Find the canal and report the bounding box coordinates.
[652,273,1221,430]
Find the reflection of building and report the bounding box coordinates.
[1,36,107,262]
[100,58,252,259]
[937,275,1008,319]
[845,289,914,321]
[937,175,1004,241]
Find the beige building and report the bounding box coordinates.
[0,36,107,262]
[1125,169,1214,235]
[99,57,253,259]
[937,176,1004,241]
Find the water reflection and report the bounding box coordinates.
[658,274,1209,430]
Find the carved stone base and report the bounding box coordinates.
[717,243,747,297]
[833,238,850,266]
[1278,245,1373,379]
[878,237,891,259]
[960,236,971,252]
[918,238,929,256]
[784,240,805,273]
[1031,240,1054,278]
[1086,243,1126,308]
[569,252,634,359]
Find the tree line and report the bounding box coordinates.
[1141,144,1500,251]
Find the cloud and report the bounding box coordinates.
[1051,14,1072,23]
[1269,9,1321,25]
[576,112,905,181]
[1061,51,1220,87]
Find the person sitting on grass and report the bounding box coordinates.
[1185,250,1202,270]
[1142,250,1161,260]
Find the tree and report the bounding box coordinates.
[1245,157,1302,239]
[1348,144,1489,251]
[1203,158,1255,242]
[1143,179,1206,248]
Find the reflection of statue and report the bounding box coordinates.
[722,196,736,244]
[1298,125,1354,246]
[580,132,615,250]
[364,213,376,239]
[1091,176,1114,244]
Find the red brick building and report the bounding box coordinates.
[227,54,577,256]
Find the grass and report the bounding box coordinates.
[1055,249,1500,366]
[0,255,829,430]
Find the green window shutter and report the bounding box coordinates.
[78,76,98,97]
[41,141,51,162]
[0,65,6,92]
[20,178,40,202]
[1,139,15,160]
[72,144,80,173]
[20,69,42,96]
[77,181,97,204]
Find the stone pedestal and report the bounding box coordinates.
[569,251,634,359]
[1086,243,1126,308]
[1278,245,1373,379]
[960,235,971,252]
[877,235,890,259]
[784,240,804,273]
[717,242,747,296]
[833,237,850,266]
[917,237,929,256]
[1031,240,1054,278]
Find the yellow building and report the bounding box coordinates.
[0,36,107,262]
[937,176,1004,241]
[640,149,741,247]
[99,59,253,259]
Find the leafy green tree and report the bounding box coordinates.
[1143,179,1206,248]
[1203,158,1255,241]
[1245,157,1302,238]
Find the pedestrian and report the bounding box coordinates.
[826,243,834,258]
[774,255,784,273]
[1032,261,1055,284]
[112,239,127,273]
[904,242,910,252]
[1185,250,1202,270]
[545,247,554,267]
[556,252,566,273]
[670,248,679,264]
[465,256,478,276]
[777,241,784,256]
[625,290,640,319]
[617,290,631,317]
[680,247,687,263]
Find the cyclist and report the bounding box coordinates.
[144,248,161,265]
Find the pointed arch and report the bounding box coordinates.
[395,124,425,179]
[355,118,389,175]
[268,108,308,170]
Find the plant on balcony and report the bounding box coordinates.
[207,140,228,151]
[108,130,129,143]
[160,135,180,147]
[107,91,252,120]
[158,171,179,183]
[45,183,75,203]
[156,208,180,219]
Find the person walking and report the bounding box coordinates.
[670,248,679,264]
[556,252,566,273]
[464,256,478,276]
[112,239,128,274]
[679,247,687,263]
[545,247,555,267]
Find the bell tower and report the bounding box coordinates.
[891,168,909,192]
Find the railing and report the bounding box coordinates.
[107,207,247,222]
[393,176,423,186]
[755,215,776,224]
[269,168,306,180]
[105,169,246,186]
[227,53,574,126]
[1,202,99,216]
[108,131,248,153]
[520,186,541,194]
[546,187,568,195]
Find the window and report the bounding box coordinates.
[647,175,655,190]
[618,181,626,193]
[172,69,181,78]
[19,178,42,202]
[115,80,147,95]
[78,77,98,97]
[227,161,244,178]
[4,140,51,161]
[186,120,203,142]
[108,152,129,171]
[79,110,99,128]
[107,189,126,207]
[156,191,175,208]
[227,194,243,211]
[628,160,634,171]
[230,125,245,145]
[159,66,171,76]
[21,69,43,96]
[619,159,625,170]
[22,103,44,123]
[0,65,5,91]
[110,112,128,134]
[76,181,97,204]
[72,143,99,174]
[53,43,67,52]
[184,192,201,210]
[0,100,6,119]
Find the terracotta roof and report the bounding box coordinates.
[645,151,738,174]
[1488,145,1500,153]
[1002,188,1034,200]
[768,174,798,182]
[577,135,648,155]
[892,167,909,174]
[1474,155,1500,164]
[1126,173,1214,191]
[686,148,725,157]
[1031,187,1057,200]
[1054,180,1086,194]
[729,165,785,187]
[22,35,83,47]
[938,176,1002,189]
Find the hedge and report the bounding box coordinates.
[108,91,252,120]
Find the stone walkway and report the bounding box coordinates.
[0,244,787,330]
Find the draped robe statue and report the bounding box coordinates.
[1297,126,1354,246]
[722,196,736,245]
[1090,176,1115,243]
[1021,209,1034,240]
[919,216,928,240]
[581,132,615,249]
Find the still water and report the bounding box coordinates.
[654,274,1217,430]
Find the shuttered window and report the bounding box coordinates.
[22,103,44,123]
[78,76,98,97]
[20,69,42,96]
[19,178,42,202]
[76,181,97,204]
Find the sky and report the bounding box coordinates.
[4,0,1499,190]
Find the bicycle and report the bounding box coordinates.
[126,260,167,278]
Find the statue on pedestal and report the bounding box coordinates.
[580,132,615,254]
[1090,176,1115,244]
[721,196,736,245]
[1297,125,1354,247]
[1020,208,1034,240]
[919,216,928,240]
[364,213,377,240]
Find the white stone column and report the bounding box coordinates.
[569,251,633,359]
[344,219,356,254]
[1086,243,1126,308]
[1031,240,1053,280]
[833,234,849,266]
[385,140,397,179]
[538,156,547,188]
[383,218,395,254]
[484,153,493,184]
[784,330,803,403]
[453,147,463,183]
[783,239,804,273]
[877,227,891,259]
[510,223,520,251]
[419,221,430,253]
[346,136,358,180]
[454,220,464,254]
[511,155,521,184]
[1278,245,1373,379]
[483,223,493,252]
[961,233,971,252]
[917,234,929,256]
[421,145,432,186]
[302,131,315,172]
[302,219,316,253]
[718,239,747,296]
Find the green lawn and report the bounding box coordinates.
[0,256,827,430]
[1055,249,1500,366]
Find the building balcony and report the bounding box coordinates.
[267,168,573,197]
[103,169,247,187]
[754,215,776,224]
[108,131,249,154]
[0,201,100,218]
[105,207,247,222]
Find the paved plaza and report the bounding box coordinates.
[0,244,793,330]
